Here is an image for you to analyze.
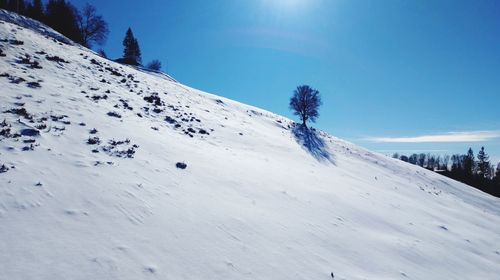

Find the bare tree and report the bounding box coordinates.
[289,85,322,127]
[146,59,162,71]
[77,3,109,48]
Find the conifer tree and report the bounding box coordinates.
[122,28,141,65]
[477,146,491,178]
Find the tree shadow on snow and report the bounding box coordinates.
[292,124,335,164]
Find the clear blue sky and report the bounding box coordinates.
[72,0,500,164]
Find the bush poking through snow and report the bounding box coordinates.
[27,81,41,88]
[0,119,12,137]
[143,93,163,106]
[176,162,187,169]
[17,54,42,69]
[0,127,11,137]
[165,116,176,124]
[35,123,47,130]
[97,139,139,158]
[146,59,161,71]
[5,107,32,119]
[87,136,101,145]
[45,55,69,63]
[22,144,35,151]
[107,111,121,118]
[0,164,9,173]
[90,58,102,66]
[9,39,24,45]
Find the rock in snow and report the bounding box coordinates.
[0,10,500,280]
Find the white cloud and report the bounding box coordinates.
[368,130,500,143]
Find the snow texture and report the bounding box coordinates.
[1,10,499,280]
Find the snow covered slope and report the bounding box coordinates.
[1,11,500,280]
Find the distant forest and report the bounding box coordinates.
[0,0,107,48]
[393,147,500,198]
[1,0,161,69]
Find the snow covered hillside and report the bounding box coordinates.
[1,10,499,280]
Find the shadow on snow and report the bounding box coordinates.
[292,124,335,164]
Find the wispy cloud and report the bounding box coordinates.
[367,130,500,143]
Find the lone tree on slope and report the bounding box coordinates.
[122,27,142,65]
[289,85,322,128]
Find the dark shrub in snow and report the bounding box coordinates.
[0,164,9,173]
[87,136,101,145]
[143,93,162,106]
[146,59,161,71]
[27,81,41,88]
[45,55,68,63]
[9,39,24,45]
[35,123,47,130]
[176,162,187,169]
[165,116,176,124]
[0,127,11,137]
[107,111,121,118]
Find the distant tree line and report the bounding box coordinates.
[1,0,162,69]
[393,147,500,197]
[1,0,108,48]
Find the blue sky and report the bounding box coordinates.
[72,0,500,164]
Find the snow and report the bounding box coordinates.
[1,11,500,280]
